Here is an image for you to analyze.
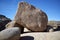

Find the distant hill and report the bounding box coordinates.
[48,21,60,26]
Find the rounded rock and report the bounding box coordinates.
[0,27,20,40]
[14,2,48,32]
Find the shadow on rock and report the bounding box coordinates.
[20,36,34,40]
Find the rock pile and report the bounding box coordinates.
[46,21,60,32]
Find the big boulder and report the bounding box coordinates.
[14,2,48,32]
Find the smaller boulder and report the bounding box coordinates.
[6,20,24,34]
[0,27,20,40]
[0,14,11,31]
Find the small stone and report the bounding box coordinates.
[49,28,54,32]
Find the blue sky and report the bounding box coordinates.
[0,0,60,21]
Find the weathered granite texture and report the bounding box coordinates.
[14,2,48,32]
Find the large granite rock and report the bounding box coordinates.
[0,27,20,40]
[21,31,60,40]
[0,14,11,31]
[14,2,48,32]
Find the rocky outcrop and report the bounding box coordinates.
[21,31,60,40]
[0,14,11,31]
[14,2,48,32]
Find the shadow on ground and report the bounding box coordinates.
[20,36,34,40]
